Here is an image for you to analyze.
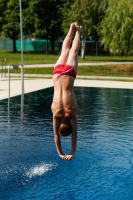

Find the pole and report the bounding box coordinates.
[8,66,10,126]
[19,0,24,116]
[8,66,10,100]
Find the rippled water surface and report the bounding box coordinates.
[1,87,133,200]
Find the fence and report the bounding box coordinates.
[0,39,106,54]
[0,39,51,52]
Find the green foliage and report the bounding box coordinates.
[3,0,20,34]
[27,0,64,53]
[0,0,64,53]
[22,1,34,35]
[2,0,20,52]
[62,0,90,37]
[1,0,133,56]
[99,0,133,55]
[62,0,103,39]
[90,0,104,41]
[0,0,8,32]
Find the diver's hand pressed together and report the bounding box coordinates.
[59,154,73,161]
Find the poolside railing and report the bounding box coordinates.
[8,64,24,123]
[8,64,20,99]
[8,64,24,114]
[1,58,7,77]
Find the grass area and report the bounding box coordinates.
[0,50,58,65]
[1,64,133,77]
[78,64,133,77]
[1,50,133,78]
[0,49,133,65]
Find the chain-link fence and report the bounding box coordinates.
[0,39,106,55]
[0,39,51,52]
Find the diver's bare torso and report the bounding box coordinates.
[51,74,78,119]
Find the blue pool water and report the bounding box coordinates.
[0,87,133,200]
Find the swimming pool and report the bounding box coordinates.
[0,87,133,200]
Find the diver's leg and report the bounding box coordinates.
[54,23,76,67]
[66,25,82,72]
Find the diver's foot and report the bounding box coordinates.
[76,25,82,32]
[70,22,78,33]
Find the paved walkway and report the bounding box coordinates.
[0,78,52,100]
[22,61,133,67]
[1,61,133,69]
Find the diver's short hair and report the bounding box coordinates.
[58,123,72,137]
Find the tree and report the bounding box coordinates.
[28,0,64,53]
[0,0,7,31]
[61,0,103,58]
[99,0,133,55]
[0,0,8,33]
[89,0,104,56]
[0,0,30,52]
[21,0,34,36]
[2,0,21,52]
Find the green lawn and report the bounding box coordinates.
[0,49,133,65]
[1,50,133,78]
[1,64,133,78]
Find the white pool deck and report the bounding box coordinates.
[1,75,133,100]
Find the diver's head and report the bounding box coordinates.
[58,118,72,137]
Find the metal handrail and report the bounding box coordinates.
[8,64,24,124]
[8,64,24,112]
[8,65,11,126]
[8,64,21,98]
[1,58,7,77]
[8,65,11,99]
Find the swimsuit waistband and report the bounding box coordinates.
[53,64,76,79]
